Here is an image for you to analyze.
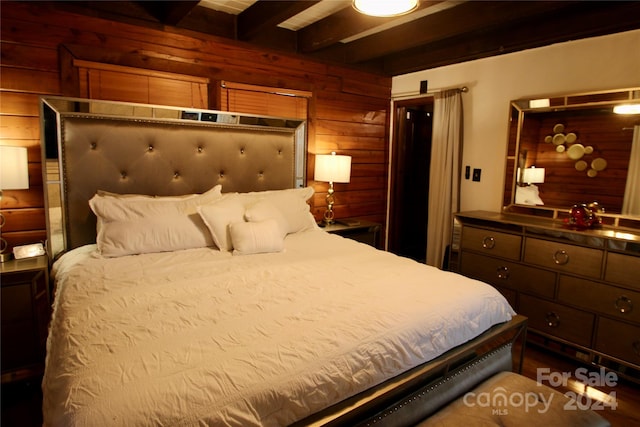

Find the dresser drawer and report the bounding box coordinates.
[595,317,640,366]
[519,294,594,347]
[524,238,603,278]
[461,226,522,261]
[558,276,640,324]
[460,251,555,298]
[605,252,640,290]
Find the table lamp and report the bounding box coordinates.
[1,146,30,262]
[314,152,351,225]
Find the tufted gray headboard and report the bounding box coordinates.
[46,111,303,257]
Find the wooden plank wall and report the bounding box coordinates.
[0,2,391,251]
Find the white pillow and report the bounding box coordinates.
[515,185,544,206]
[96,190,199,200]
[96,214,213,258]
[243,187,317,234]
[244,200,288,237]
[198,187,317,251]
[96,184,221,202]
[197,195,246,251]
[93,184,221,232]
[89,185,222,257]
[229,219,285,255]
[238,186,315,203]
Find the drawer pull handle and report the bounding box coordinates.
[553,250,570,265]
[545,311,560,328]
[496,266,510,280]
[614,296,633,314]
[633,341,640,357]
[482,236,495,249]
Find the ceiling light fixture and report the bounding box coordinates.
[353,0,419,17]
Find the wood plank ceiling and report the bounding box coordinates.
[48,1,640,76]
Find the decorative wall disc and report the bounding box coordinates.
[567,143,585,160]
[553,133,565,145]
[591,157,607,171]
[575,160,587,171]
[544,123,607,178]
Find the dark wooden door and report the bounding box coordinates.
[388,98,434,262]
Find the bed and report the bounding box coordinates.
[40,98,526,426]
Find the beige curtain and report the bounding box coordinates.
[426,89,463,268]
[622,125,640,215]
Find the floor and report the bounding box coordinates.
[1,376,43,427]
[2,343,639,426]
[516,342,640,427]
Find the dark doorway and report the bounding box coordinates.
[388,98,434,263]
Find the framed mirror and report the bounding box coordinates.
[503,87,640,227]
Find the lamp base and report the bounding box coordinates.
[0,252,14,263]
[324,184,336,225]
[323,206,335,225]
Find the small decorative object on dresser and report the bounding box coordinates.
[1,255,50,383]
[564,202,603,230]
[451,210,640,383]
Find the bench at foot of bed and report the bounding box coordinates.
[416,371,610,427]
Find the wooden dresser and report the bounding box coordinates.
[451,210,640,381]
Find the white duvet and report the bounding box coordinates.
[43,230,514,426]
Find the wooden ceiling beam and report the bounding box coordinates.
[52,1,164,27]
[297,1,444,53]
[175,5,237,39]
[337,1,576,64]
[43,0,640,77]
[135,1,200,26]
[237,0,320,42]
[381,1,640,76]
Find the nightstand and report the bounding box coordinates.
[321,219,382,249]
[1,255,50,383]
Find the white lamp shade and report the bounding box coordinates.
[521,167,545,184]
[0,146,29,190]
[353,0,418,17]
[314,152,351,183]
